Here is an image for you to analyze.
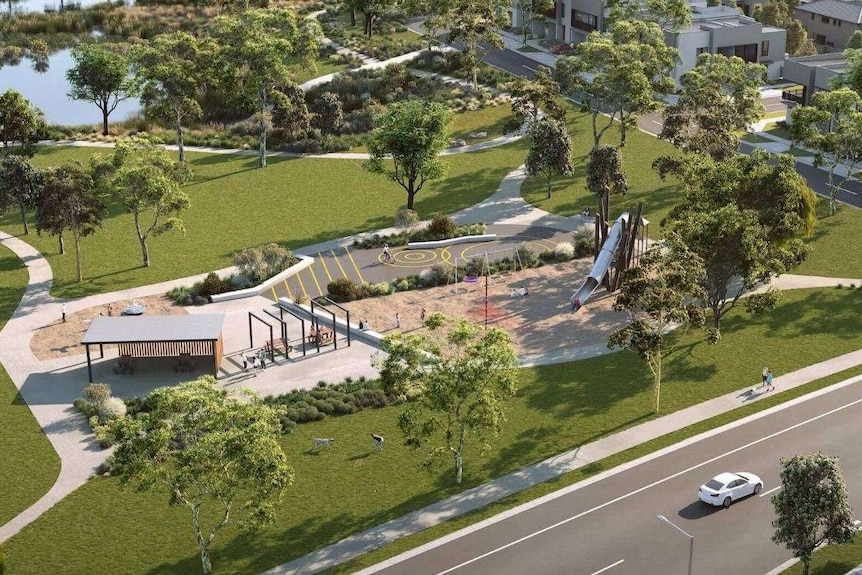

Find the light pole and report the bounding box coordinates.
[656,514,694,575]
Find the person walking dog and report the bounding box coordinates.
[765,369,775,392]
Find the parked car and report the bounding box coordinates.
[698,472,763,508]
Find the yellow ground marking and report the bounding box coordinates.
[271,286,278,301]
[403,252,430,260]
[296,272,309,298]
[283,280,293,299]
[318,256,334,282]
[308,265,323,295]
[344,246,365,284]
[331,249,349,278]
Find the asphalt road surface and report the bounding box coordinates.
[367,378,862,575]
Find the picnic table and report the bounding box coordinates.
[173,353,196,373]
[307,326,334,346]
[114,354,136,375]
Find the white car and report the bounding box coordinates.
[698,472,763,508]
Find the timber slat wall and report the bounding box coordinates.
[118,340,214,358]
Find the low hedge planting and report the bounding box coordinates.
[353,215,486,249]
[72,383,128,448]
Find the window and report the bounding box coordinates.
[811,13,815,20]
[816,34,827,45]
[838,20,842,26]
[571,9,598,32]
[696,46,708,56]
[761,40,769,57]
[822,14,830,23]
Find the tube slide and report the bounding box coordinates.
[570,214,628,311]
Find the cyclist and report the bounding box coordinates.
[382,243,392,263]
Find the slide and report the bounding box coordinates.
[569,214,628,311]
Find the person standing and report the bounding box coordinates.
[395,312,401,329]
[420,308,426,323]
[766,369,774,392]
[761,365,769,388]
[61,303,67,323]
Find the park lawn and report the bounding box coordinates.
[335,11,421,46]
[449,104,518,144]
[782,532,862,575]
[6,287,862,573]
[0,141,528,299]
[520,102,683,236]
[292,53,353,84]
[0,242,61,526]
[795,200,862,278]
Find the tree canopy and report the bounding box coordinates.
[525,116,575,199]
[385,313,519,484]
[0,155,41,235]
[0,89,46,158]
[447,0,509,86]
[510,65,565,125]
[605,0,691,30]
[665,151,817,333]
[364,99,451,211]
[586,145,628,241]
[608,233,706,413]
[110,377,292,575]
[67,43,137,136]
[556,20,677,147]
[772,453,855,575]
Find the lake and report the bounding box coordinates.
[0,48,142,126]
[1,0,129,14]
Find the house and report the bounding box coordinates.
[781,53,849,106]
[512,0,786,82]
[795,0,862,52]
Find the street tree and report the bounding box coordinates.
[666,151,817,333]
[91,137,190,268]
[586,145,628,240]
[110,377,293,575]
[364,99,450,210]
[608,233,706,413]
[525,117,575,199]
[0,155,41,235]
[772,453,855,575]
[787,20,817,56]
[556,20,677,147]
[605,0,691,30]
[211,8,321,167]
[790,87,862,215]
[389,313,519,484]
[402,0,456,61]
[512,0,553,47]
[67,43,137,136]
[134,32,215,163]
[848,30,862,50]
[35,162,106,281]
[447,0,509,87]
[656,53,764,175]
[510,65,565,126]
[0,89,46,158]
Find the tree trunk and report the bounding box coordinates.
[522,14,529,46]
[258,93,267,168]
[59,232,65,255]
[176,116,185,164]
[406,180,416,210]
[100,101,110,136]
[620,118,627,148]
[193,510,213,575]
[454,449,463,484]
[350,7,356,26]
[802,560,809,575]
[591,111,601,148]
[653,354,661,413]
[472,65,479,90]
[546,170,552,199]
[73,231,83,282]
[828,168,838,216]
[134,213,150,267]
[18,201,29,235]
[365,13,373,37]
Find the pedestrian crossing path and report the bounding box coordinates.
[265,246,367,302]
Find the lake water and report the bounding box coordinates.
[1,0,129,14]
[0,48,142,126]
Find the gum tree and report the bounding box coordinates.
[0,155,41,235]
[91,137,190,268]
[772,453,855,575]
[447,0,509,87]
[608,233,706,413]
[525,117,574,199]
[364,99,451,210]
[391,313,519,484]
[0,90,46,158]
[212,8,321,167]
[67,43,136,136]
[110,378,293,575]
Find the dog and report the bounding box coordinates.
[313,437,335,449]
[371,434,384,451]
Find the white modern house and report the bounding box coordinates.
[511,0,786,82]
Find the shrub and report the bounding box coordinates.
[464,255,485,277]
[371,281,392,296]
[98,397,128,423]
[427,213,457,239]
[73,397,100,419]
[516,244,538,268]
[166,285,192,305]
[84,382,112,404]
[573,227,594,259]
[745,289,782,315]
[396,278,409,292]
[197,272,232,299]
[327,277,360,302]
[539,248,555,262]
[235,243,297,284]
[554,242,575,261]
[395,207,420,234]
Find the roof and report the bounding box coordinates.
[787,53,850,73]
[796,0,862,24]
[81,314,225,345]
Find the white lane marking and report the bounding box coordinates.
[650,120,663,127]
[759,485,782,498]
[591,559,625,575]
[523,64,538,73]
[831,184,859,196]
[433,395,862,575]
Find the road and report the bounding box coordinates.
[366,378,862,575]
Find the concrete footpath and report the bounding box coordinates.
[266,350,862,574]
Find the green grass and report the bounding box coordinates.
[7,287,862,574]
[789,146,813,157]
[741,134,773,144]
[448,105,517,143]
[520,102,682,236]
[796,201,862,278]
[765,125,793,141]
[292,53,353,84]
[0,141,528,299]
[334,11,421,46]
[782,532,862,575]
[0,242,61,525]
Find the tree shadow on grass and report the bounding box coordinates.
[761,288,862,342]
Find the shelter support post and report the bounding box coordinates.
[86,345,93,383]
